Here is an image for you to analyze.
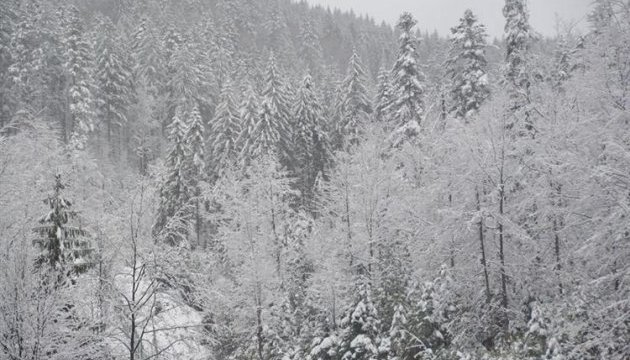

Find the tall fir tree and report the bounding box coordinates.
[0,0,18,129]
[236,84,260,162]
[154,107,191,245]
[167,39,209,114]
[130,16,164,92]
[338,277,382,360]
[503,0,536,133]
[299,19,324,77]
[374,66,394,126]
[95,16,133,158]
[8,1,47,115]
[389,12,425,139]
[246,53,293,163]
[446,9,490,120]
[61,6,96,149]
[209,78,241,178]
[337,49,372,149]
[292,74,331,212]
[184,103,205,248]
[32,174,93,275]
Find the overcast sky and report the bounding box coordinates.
[305,0,593,39]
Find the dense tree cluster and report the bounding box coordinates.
[0,0,629,359]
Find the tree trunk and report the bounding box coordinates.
[498,154,509,329]
[553,183,563,295]
[255,283,264,360]
[345,178,353,267]
[477,188,491,303]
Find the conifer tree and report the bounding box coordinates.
[337,49,372,148]
[185,104,205,247]
[167,40,208,113]
[446,9,490,119]
[386,303,412,360]
[95,17,133,157]
[130,16,164,92]
[503,0,536,133]
[32,174,92,275]
[503,0,534,88]
[0,0,18,129]
[292,74,331,212]
[62,6,96,149]
[389,12,425,138]
[299,19,324,77]
[209,78,241,177]
[338,278,382,360]
[8,1,47,114]
[374,66,394,125]
[246,53,293,162]
[154,107,190,245]
[236,84,260,162]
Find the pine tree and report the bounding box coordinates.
[167,39,209,113]
[446,9,490,119]
[299,19,324,77]
[95,17,133,157]
[389,12,425,139]
[154,107,190,245]
[184,104,205,248]
[292,74,331,212]
[130,16,164,92]
[186,104,205,177]
[374,66,394,125]
[504,0,535,86]
[246,53,293,162]
[0,0,19,129]
[209,78,241,178]
[386,303,410,360]
[309,322,339,360]
[337,49,372,148]
[338,278,382,360]
[62,6,96,149]
[8,1,47,115]
[503,0,536,133]
[406,266,455,358]
[32,174,93,275]
[236,84,260,163]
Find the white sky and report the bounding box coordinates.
[304,0,593,39]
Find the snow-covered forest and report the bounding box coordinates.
[0,0,628,358]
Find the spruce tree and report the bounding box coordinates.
[247,53,293,162]
[209,78,241,177]
[389,12,425,139]
[62,6,96,149]
[95,17,132,157]
[130,16,164,92]
[185,104,205,247]
[386,303,411,360]
[503,0,534,88]
[32,174,92,275]
[503,0,536,132]
[0,0,18,129]
[299,19,324,77]
[338,278,382,360]
[8,1,47,114]
[292,74,331,212]
[446,9,490,119]
[167,40,209,113]
[337,49,372,148]
[374,66,394,125]
[236,84,260,163]
[154,107,190,245]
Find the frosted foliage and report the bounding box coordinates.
[2,1,630,360]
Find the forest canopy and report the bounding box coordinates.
[0,0,629,359]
